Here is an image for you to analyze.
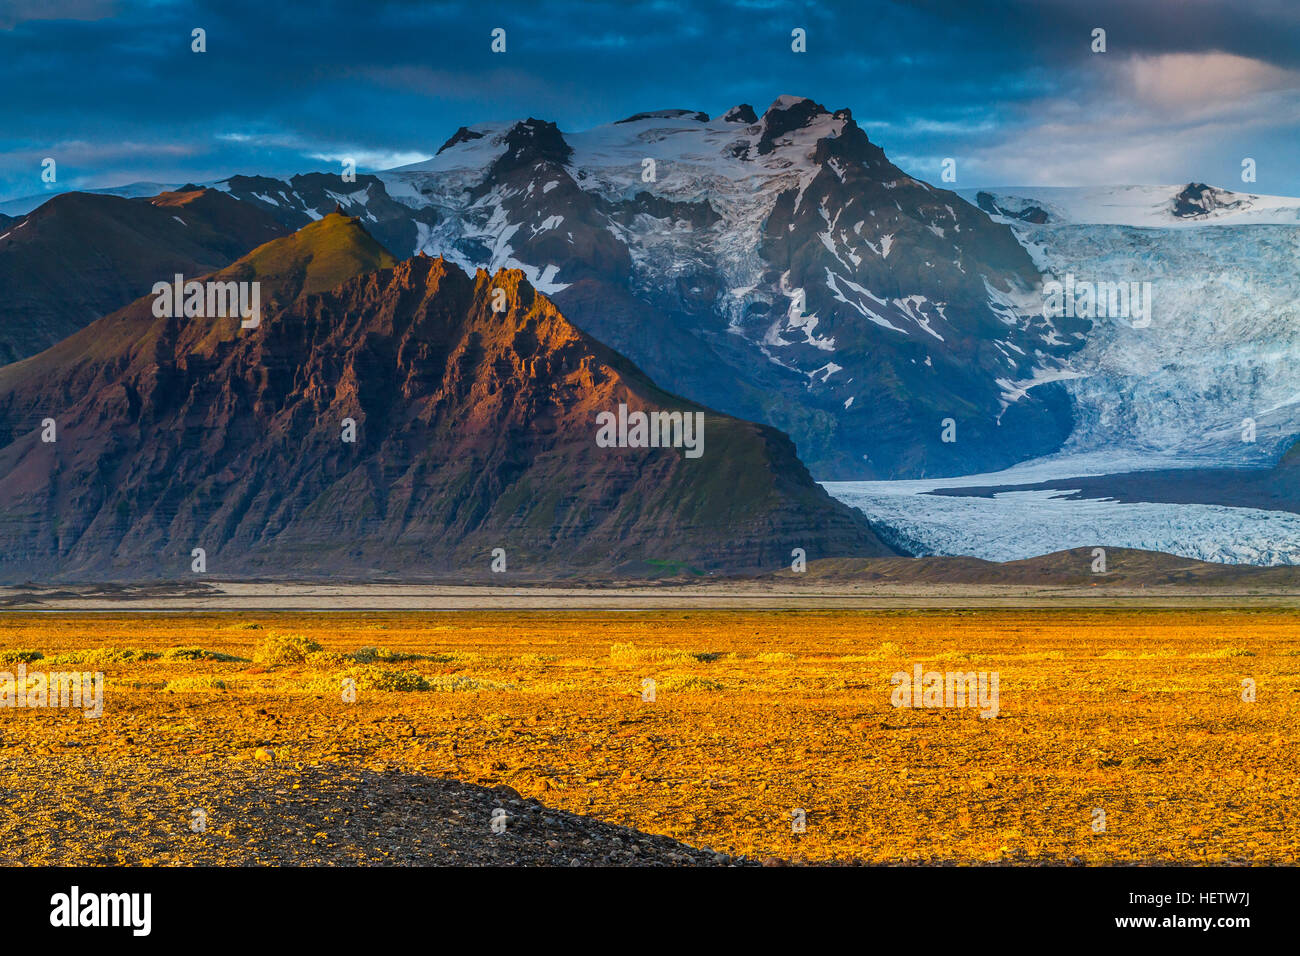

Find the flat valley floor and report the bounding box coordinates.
[0,608,1295,865]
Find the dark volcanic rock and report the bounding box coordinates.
[617,109,709,124]
[756,96,831,155]
[609,191,720,231]
[1173,182,1212,217]
[467,123,633,288]
[975,191,1050,224]
[487,119,574,177]
[437,126,486,154]
[1171,182,1245,219]
[722,104,758,124]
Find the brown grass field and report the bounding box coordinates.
[0,608,1295,865]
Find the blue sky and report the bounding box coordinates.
[2,0,1299,204]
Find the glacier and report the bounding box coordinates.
[962,185,1300,464]
[824,184,1300,567]
[825,452,1300,566]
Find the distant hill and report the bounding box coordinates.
[0,186,286,364]
[214,173,440,261]
[777,546,1300,587]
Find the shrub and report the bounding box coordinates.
[164,646,247,662]
[164,677,228,692]
[660,675,724,692]
[45,648,159,666]
[348,646,428,664]
[610,643,710,665]
[0,650,44,664]
[253,632,322,667]
[426,674,514,692]
[355,667,429,692]
[302,666,515,694]
[307,650,349,667]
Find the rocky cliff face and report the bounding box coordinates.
[0,213,894,581]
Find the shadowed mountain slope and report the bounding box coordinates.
[0,186,287,364]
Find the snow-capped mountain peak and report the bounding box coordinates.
[367,97,1083,477]
[201,98,1147,478]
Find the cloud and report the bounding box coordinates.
[307,148,432,170]
[1127,52,1298,111]
[216,130,432,172]
[921,61,1300,190]
[1,0,1299,201]
[0,0,117,30]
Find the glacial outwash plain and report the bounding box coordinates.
[2,553,1296,866]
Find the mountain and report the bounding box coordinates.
[0,186,287,364]
[213,172,440,263]
[377,97,1085,479]
[0,181,182,218]
[177,97,1082,479]
[12,100,1296,495]
[0,213,894,582]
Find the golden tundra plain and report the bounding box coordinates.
[0,609,1295,865]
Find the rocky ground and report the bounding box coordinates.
[0,757,750,866]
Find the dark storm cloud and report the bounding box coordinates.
[901,0,1300,69]
[1,0,1297,204]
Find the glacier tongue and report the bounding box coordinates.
[825,479,1300,566]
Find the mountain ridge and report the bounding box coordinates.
[0,213,895,581]
[374,95,1087,478]
[0,186,288,364]
[6,99,1298,494]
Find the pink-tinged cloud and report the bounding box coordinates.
[1128,52,1298,112]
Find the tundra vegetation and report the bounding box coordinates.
[0,609,1294,865]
